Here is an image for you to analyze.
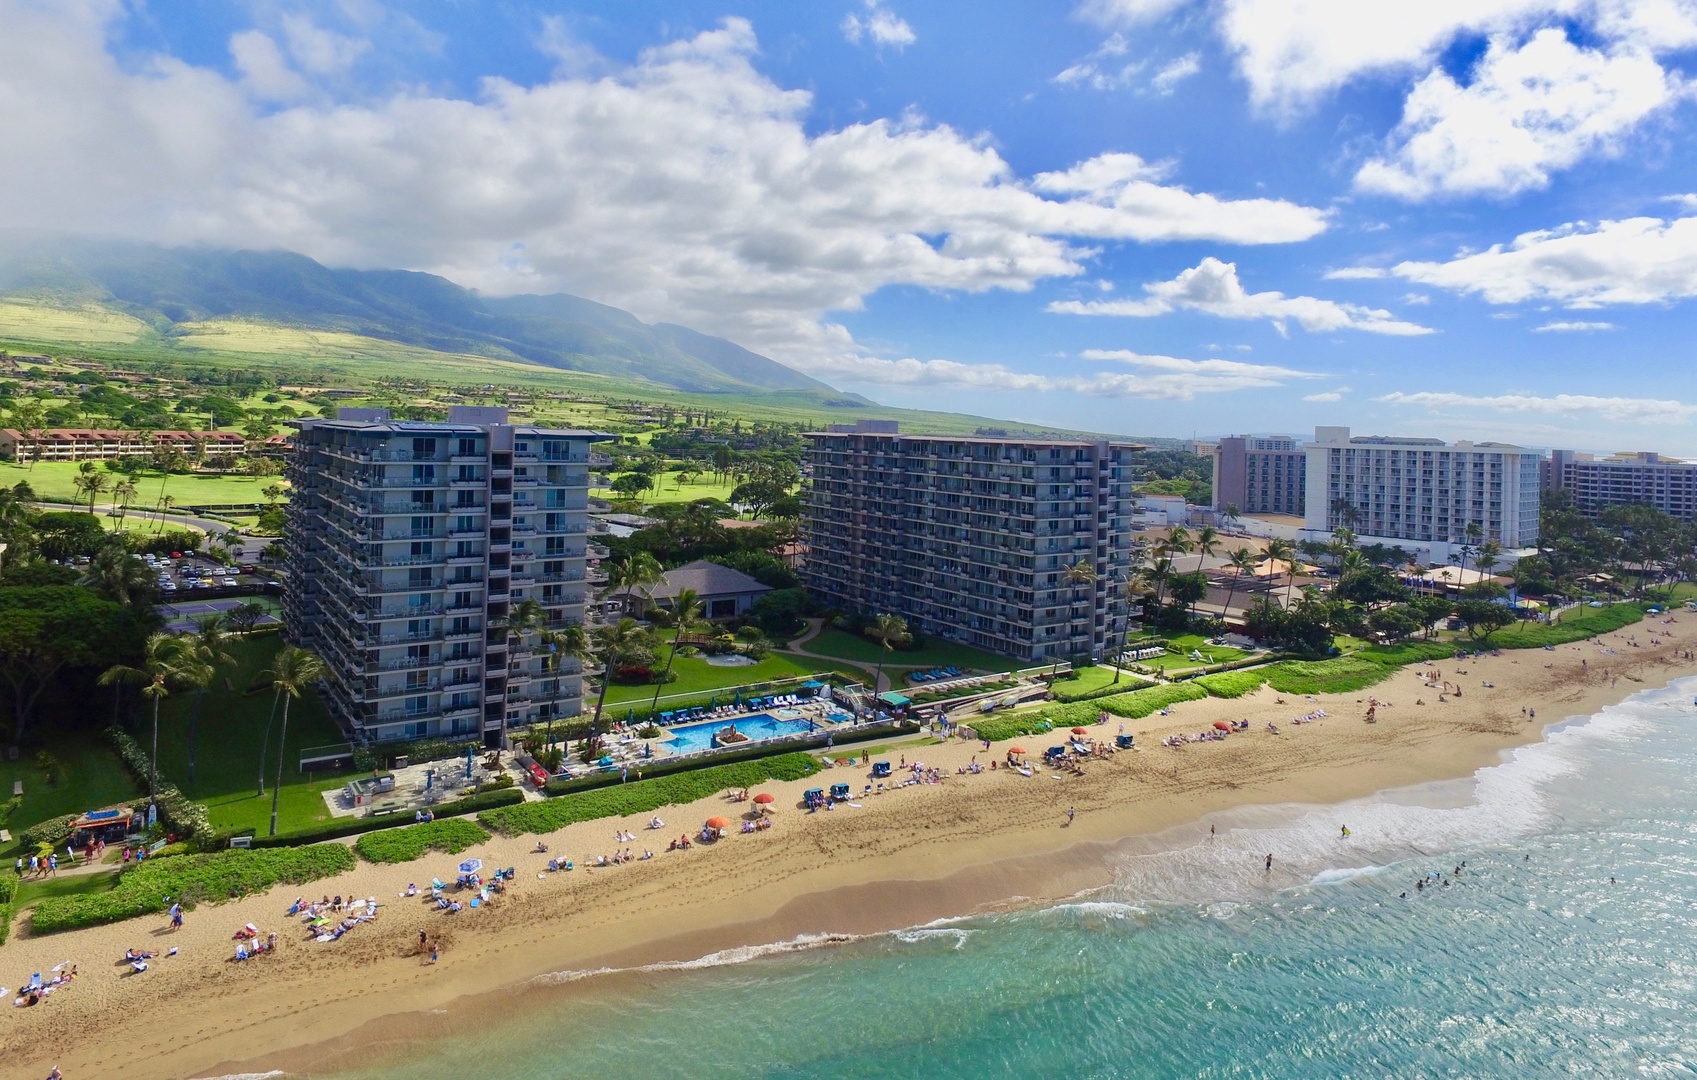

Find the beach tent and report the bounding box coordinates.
[877,691,911,707]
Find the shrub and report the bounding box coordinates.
[1195,669,1269,698]
[20,814,78,851]
[481,752,819,837]
[1490,603,1643,650]
[105,728,212,841]
[1050,678,1151,704]
[354,819,490,864]
[31,844,355,934]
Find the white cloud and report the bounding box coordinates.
[1384,214,1697,307]
[1355,30,1680,200]
[0,9,1329,380]
[229,30,309,102]
[1303,387,1349,402]
[1403,293,1430,304]
[1048,256,1433,335]
[842,1,916,49]
[1534,320,1616,331]
[279,14,369,76]
[1377,390,1697,423]
[810,348,1314,399]
[1216,0,1697,114]
[1151,52,1201,94]
[1075,0,1191,26]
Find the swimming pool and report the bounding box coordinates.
[664,713,818,754]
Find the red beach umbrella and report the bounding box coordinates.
[1009,746,1027,754]
[752,793,775,805]
[1071,727,1088,735]
[1213,721,1232,731]
[705,816,731,830]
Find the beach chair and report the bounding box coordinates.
[831,783,851,800]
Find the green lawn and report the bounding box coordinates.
[13,868,120,912]
[0,737,143,858]
[152,636,350,835]
[592,476,741,507]
[803,628,1022,675]
[1126,633,1251,675]
[602,647,844,705]
[1050,665,1147,700]
[0,460,280,509]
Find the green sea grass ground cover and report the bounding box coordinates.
[354,819,490,864]
[479,752,819,836]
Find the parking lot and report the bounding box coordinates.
[142,550,260,596]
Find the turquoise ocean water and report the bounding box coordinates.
[287,677,1697,1079]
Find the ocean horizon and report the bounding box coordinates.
[260,675,1697,1079]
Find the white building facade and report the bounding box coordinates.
[1303,426,1541,563]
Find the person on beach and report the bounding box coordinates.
[1341,825,1350,839]
[169,902,182,931]
[1265,854,1273,871]
[1067,807,1075,825]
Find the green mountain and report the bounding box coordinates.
[0,238,838,395]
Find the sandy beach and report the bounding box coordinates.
[2,616,1693,1080]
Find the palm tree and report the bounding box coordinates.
[112,480,138,528]
[1062,559,1096,657]
[80,538,154,606]
[608,552,663,618]
[262,646,325,836]
[1220,503,1241,533]
[1265,537,1297,606]
[865,612,911,694]
[499,597,548,746]
[1222,546,1257,625]
[537,622,589,752]
[1110,567,1147,684]
[98,633,202,808]
[1475,540,1502,584]
[181,614,236,783]
[73,468,110,516]
[1192,525,1219,572]
[589,617,651,731]
[646,588,704,724]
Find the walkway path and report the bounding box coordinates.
[778,618,893,693]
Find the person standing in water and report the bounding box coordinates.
[1265,853,1273,871]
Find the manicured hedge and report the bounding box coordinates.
[0,870,16,945]
[354,819,489,864]
[1359,640,1460,667]
[247,788,524,849]
[480,752,820,837]
[106,728,213,841]
[31,844,355,934]
[1264,657,1393,696]
[1195,669,1269,698]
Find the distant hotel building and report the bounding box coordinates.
[1211,434,1306,517]
[1304,426,1541,560]
[284,407,607,745]
[0,427,287,463]
[802,420,1142,663]
[1544,449,1697,520]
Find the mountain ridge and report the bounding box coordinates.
[0,239,838,396]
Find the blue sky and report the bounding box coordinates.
[5,1,1697,452]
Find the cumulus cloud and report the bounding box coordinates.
[0,7,1329,380]
[842,1,916,49]
[1216,0,1697,114]
[1534,320,1616,331]
[1380,215,1697,307]
[806,348,1315,399]
[279,13,369,76]
[1377,390,1697,423]
[1048,257,1432,335]
[1355,30,1680,200]
[1075,0,1192,26]
[229,29,310,102]
[1303,387,1349,402]
[1151,52,1202,94]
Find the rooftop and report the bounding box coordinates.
[647,559,773,601]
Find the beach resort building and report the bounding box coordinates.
[283,406,609,746]
[627,559,773,621]
[1543,450,1697,520]
[802,420,1143,663]
[1303,426,1542,562]
[0,427,257,463]
[1211,434,1307,517]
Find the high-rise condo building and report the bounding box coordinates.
[1544,450,1697,520]
[284,406,607,746]
[1304,426,1542,558]
[802,421,1143,663]
[1211,434,1306,517]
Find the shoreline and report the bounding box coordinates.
[2,618,1693,1080]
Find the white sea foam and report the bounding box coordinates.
[1096,676,1697,910]
[533,933,863,985]
[194,1073,287,1080]
[1039,900,1148,920]
[893,927,976,948]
